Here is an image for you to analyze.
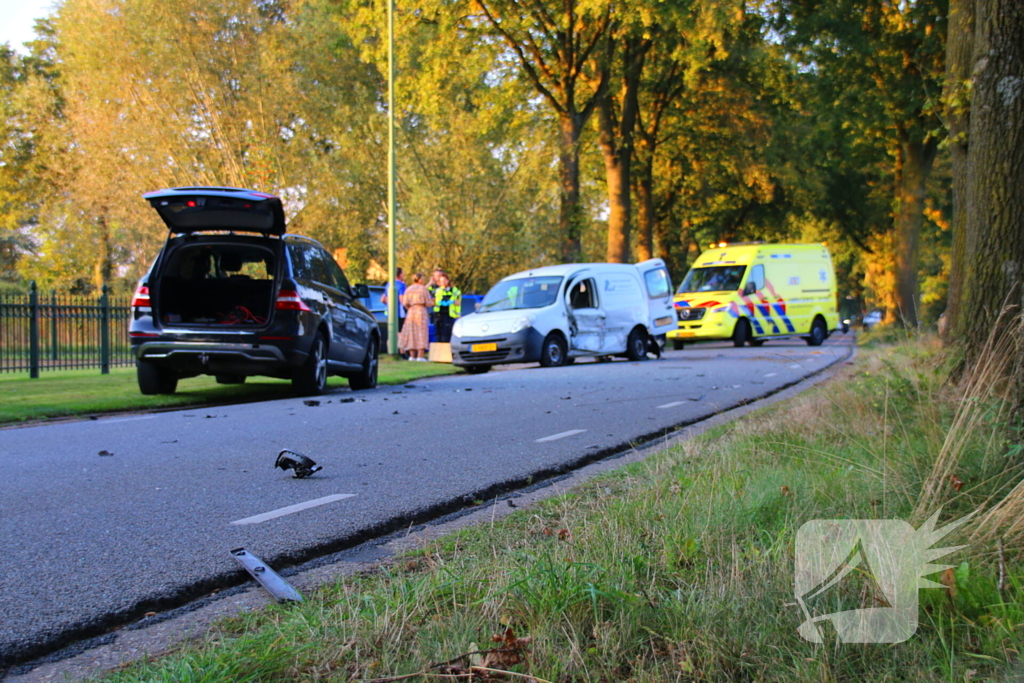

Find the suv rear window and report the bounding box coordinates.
[163,244,275,281]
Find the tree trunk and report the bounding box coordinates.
[943,0,974,340]
[598,98,631,263]
[893,137,939,327]
[953,0,1024,352]
[634,163,654,262]
[557,114,584,263]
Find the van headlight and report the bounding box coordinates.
[511,314,535,334]
[452,317,465,338]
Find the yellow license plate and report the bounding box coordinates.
[678,332,696,338]
[471,343,497,352]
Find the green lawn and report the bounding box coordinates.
[0,358,459,425]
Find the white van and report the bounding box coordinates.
[451,260,675,373]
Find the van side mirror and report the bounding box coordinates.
[352,283,370,299]
[743,282,757,296]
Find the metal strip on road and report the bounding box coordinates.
[96,415,159,425]
[536,429,587,443]
[230,494,356,526]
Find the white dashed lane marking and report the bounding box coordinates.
[657,401,686,409]
[230,494,356,525]
[536,429,587,443]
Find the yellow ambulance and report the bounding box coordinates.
[667,242,840,349]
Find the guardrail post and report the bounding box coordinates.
[29,280,40,378]
[100,284,110,375]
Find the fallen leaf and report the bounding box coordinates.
[941,567,957,600]
[781,485,792,497]
[949,475,964,492]
[482,625,532,668]
[557,528,570,541]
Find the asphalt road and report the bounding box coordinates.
[0,337,852,669]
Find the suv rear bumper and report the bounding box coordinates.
[134,340,301,375]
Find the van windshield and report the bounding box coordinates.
[677,266,746,293]
[478,276,563,313]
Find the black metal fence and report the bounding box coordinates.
[0,281,133,376]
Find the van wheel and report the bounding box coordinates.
[732,319,751,347]
[539,333,567,367]
[294,332,328,395]
[626,327,648,361]
[672,340,685,351]
[464,364,491,375]
[349,337,379,390]
[138,361,178,395]
[805,317,827,346]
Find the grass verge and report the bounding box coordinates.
[0,358,459,425]
[93,336,1024,681]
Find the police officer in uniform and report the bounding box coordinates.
[432,273,461,343]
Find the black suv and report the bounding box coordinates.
[129,187,379,396]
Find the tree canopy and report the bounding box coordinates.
[0,0,997,330]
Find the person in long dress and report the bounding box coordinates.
[398,273,433,361]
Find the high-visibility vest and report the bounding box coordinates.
[433,286,462,318]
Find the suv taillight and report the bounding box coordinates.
[131,285,151,308]
[275,290,310,312]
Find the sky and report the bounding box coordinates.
[0,0,57,53]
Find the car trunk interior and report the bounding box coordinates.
[156,242,277,327]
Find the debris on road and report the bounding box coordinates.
[229,548,303,603]
[98,450,113,457]
[302,400,320,407]
[274,450,322,478]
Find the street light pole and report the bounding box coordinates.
[386,0,399,359]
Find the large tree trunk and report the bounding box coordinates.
[953,0,1024,352]
[943,0,974,339]
[634,164,655,262]
[893,137,939,327]
[557,114,584,263]
[598,98,631,263]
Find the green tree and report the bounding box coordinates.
[773,0,948,327]
[472,0,613,263]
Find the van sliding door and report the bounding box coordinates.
[566,277,606,352]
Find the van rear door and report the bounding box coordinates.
[636,260,675,335]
